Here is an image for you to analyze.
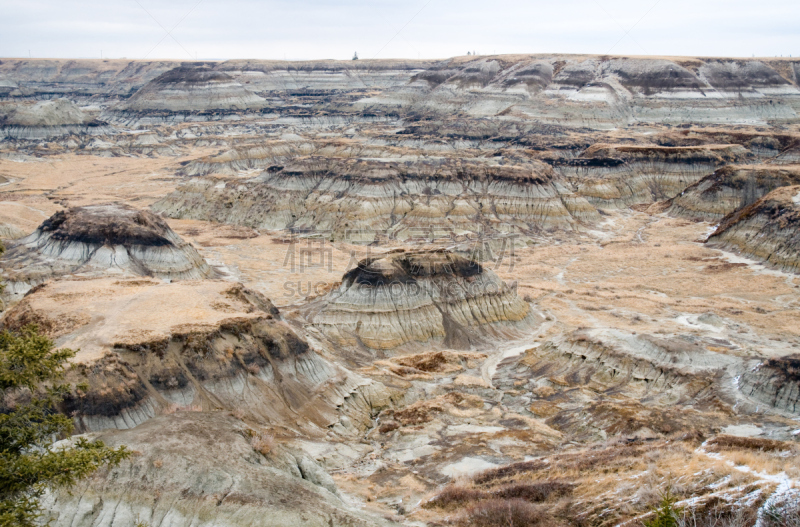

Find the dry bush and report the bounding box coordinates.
[152,459,163,468]
[424,485,486,510]
[396,351,448,372]
[460,499,562,527]
[493,481,574,502]
[706,435,794,453]
[250,432,275,455]
[681,500,760,527]
[763,496,800,527]
[425,481,573,511]
[725,449,800,478]
[230,408,245,420]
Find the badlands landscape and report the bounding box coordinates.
[1,54,800,526]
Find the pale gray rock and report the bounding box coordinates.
[0,203,213,300]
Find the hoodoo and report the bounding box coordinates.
[305,249,532,356]
[0,203,213,299]
[0,278,389,436]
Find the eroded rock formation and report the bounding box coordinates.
[118,66,267,114]
[554,144,751,208]
[303,249,533,357]
[154,155,598,240]
[0,203,213,299]
[706,185,800,273]
[0,98,104,139]
[0,278,390,436]
[41,412,396,527]
[668,164,800,221]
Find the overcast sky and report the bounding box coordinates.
[0,0,798,61]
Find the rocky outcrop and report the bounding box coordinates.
[302,249,532,357]
[553,144,752,208]
[153,155,599,240]
[738,354,800,414]
[0,59,180,97]
[668,164,800,221]
[0,98,105,139]
[2,56,799,127]
[0,278,391,435]
[0,203,213,300]
[118,66,267,114]
[706,185,800,273]
[40,412,396,527]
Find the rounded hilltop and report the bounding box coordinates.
[119,66,267,113]
[306,248,535,356]
[0,203,213,299]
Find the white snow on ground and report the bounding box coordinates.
[613,443,799,527]
[696,441,800,527]
[440,457,498,478]
[722,424,764,437]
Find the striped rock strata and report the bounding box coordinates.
[41,412,396,527]
[552,144,751,208]
[0,203,213,300]
[0,278,390,436]
[667,164,800,221]
[706,185,800,273]
[118,66,267,114]
[303,249,533,358]
[153,155,599,241]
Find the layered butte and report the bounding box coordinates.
[0,98,104,139]
[0,204,213,299]
[706,185,800,273]
[553,144,752,208]
[0,278,389,436]
[154,155,598,240]
[668,164,800,221]
[117,66,267,114]
[303,249,532,356]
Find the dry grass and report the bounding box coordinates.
[424,481,573,511]
[427,439,767,527]
[706,435,796,453]
[250,432,275,455]
[725,449,800,478]
[459,499,564,527]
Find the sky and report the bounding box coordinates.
[0,0,798,61]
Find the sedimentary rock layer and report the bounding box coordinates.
[41,412,395,527]
[667,164,800,221]
[706,185,800,273]
[119,66,267,113]
[0,98,105,139]
[2,55,799,127]
[303,249,532,356]
[738,354,800,414]
[0,278,390,435]
[0,203,213,299]
[553,144,751,208]
[153,155,598,240]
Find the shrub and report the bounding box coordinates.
[250,432,274,455]
[461,499,558,527]
[493,481,574,502]
[423,486,485,510]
